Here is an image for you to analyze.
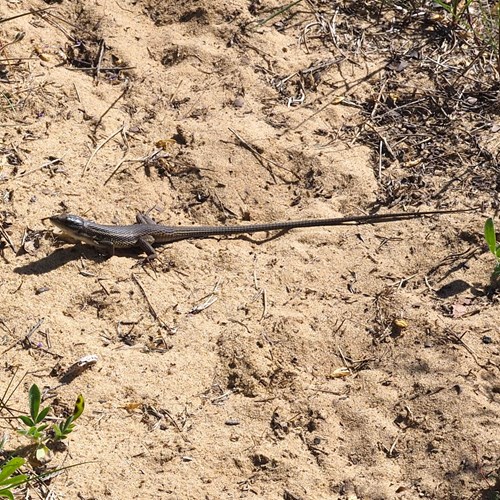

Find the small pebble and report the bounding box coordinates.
[233,96,244,108]
[225,419,240,426]
[482,336,492,344]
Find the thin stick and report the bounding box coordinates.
[34,8,74,40]
[261,288,268,321]
[131,274,171,335]
[0,122,33,127]
[388,435,400,457]
[447,331,485,368]
[0,57,37,62]
[103,157,128,186]
[2,318,44,354]
[337,346,352,374]
[14,155,65,179]
[163,408,183,433]
[229,127,277,183]
[291,94,345,132]
[103,148,160,185]
[0,225,16,253]
[67,66,135,72]
[378,140,383,180]
[82,124,124,176]
[93,85,129,131]
[189,279,222,314]
[73,83,81,103]
[94,39,106,81]
[169,79,184,104]
[229,128,300,182]
[0,32,26,53]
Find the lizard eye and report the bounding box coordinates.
[65,215,84,228]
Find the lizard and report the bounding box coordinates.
[49,208,472,260]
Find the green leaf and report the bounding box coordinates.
[35,406,51,424]
[0,457,24,483]
[73,395,84,420]
[27,427,40,438]
[28,385,41,421]
[0,488,14,500]
[18,415,34,427]
[54,418,74,440]
[62,416,74,431]
[0,474,28,488]
[494,263,500,277]
[434,0,452,13]
[484,218,497,255]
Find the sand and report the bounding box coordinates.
[1,1,498,499]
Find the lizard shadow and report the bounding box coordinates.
[13,246,109,275]
[218,229,290,245]
[14,231,289,275]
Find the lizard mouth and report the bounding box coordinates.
[49,215,67,230]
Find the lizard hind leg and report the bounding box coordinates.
[137,234,157,261]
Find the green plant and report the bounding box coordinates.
[17,385,84,463]
[0,376,89,498]
[0,457,27,500]
[484,218,500,278]
[0,457,92,500]
[433,0,500,74]
[434,0,474,26]
[475,0,500,74]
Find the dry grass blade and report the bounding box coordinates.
[252,0,303,28]
[0,7,53,24]
[82,125,125,176]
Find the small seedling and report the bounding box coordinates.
[17,385,51,462]
[17,384,84,463]
[484,218,500,278]
[53,394,85,441]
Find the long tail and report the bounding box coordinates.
[171,208,475,237]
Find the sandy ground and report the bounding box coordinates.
[1,1,499,499]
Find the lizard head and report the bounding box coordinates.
[49,214,86,238]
